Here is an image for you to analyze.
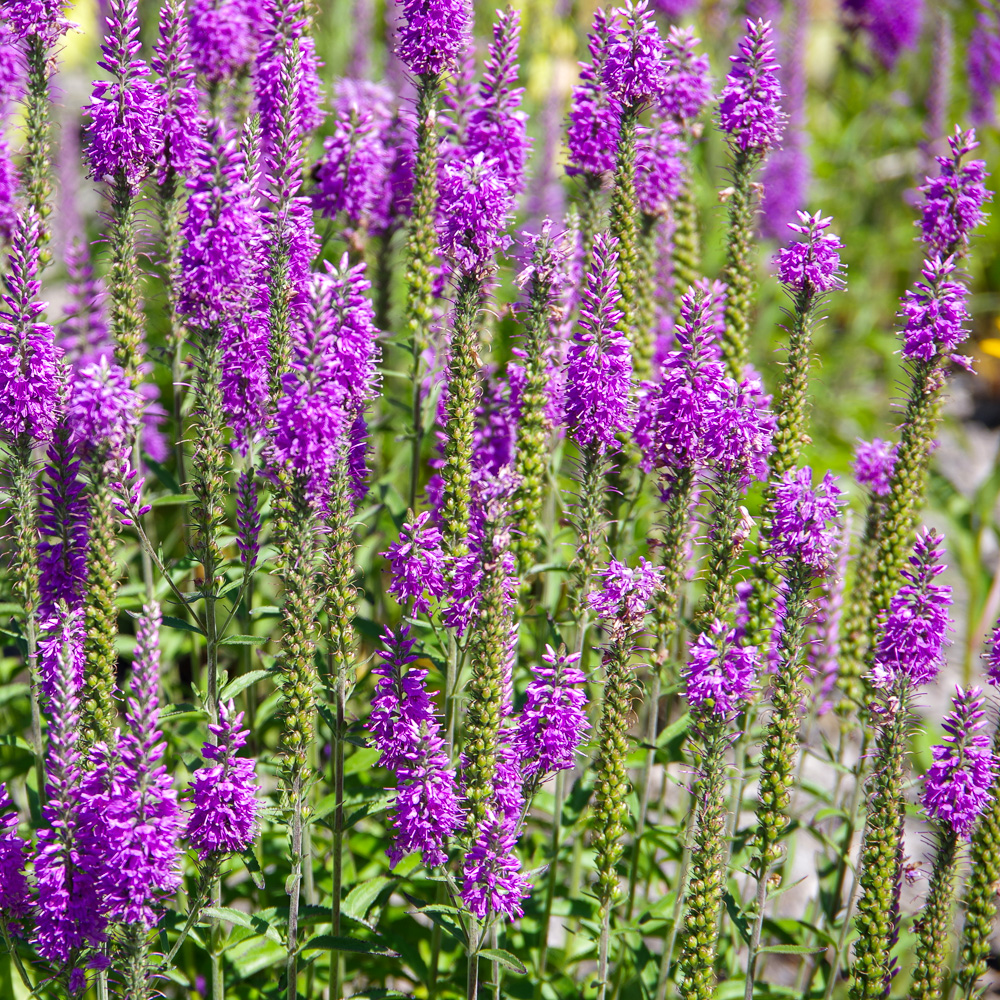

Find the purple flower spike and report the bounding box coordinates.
[99,603,184,927]
[513,646,590,777]
[65,357,143,468]
[0,784,29,932]
[187,0,262,84]
[919,128,991,258]
[685,620,757,717]
[153,0,201,182]
[717,368,775,489]
[770,467,844,571]
[384,510,446,613]
[983,617,1000,687]
[60,238,109,361]
[842,0,923,69]
[566,9,620,178]
[659,25,712,123]
[85,0,165,186]
[853,438,896,497]
[465,6,529,195]
[33,609,106,962]
[565,232,634,453]
[921,685,996,839]
[461,816,531,920]
[187,700,259,858]
[395,0,471,77]
[437,154,512,276]
[899,256,971,364]
[0,210,60,443]
[970,6,1000,128]
[588,557,662,626]
[636,121,685,217]
[370,627,463,868]
[871,528,952,690]
[718,18,786,154]
[774,211,846,295]
[603,0,668,106]
[3,0,74,45]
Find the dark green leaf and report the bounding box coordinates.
[220,669,273,700]
[477,948,527,975]
[219,634,267,647]
[162,615,206,636]
[299,935,399,958]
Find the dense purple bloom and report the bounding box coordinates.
[970,4,1000,127]
[635,120,685,216]
[921,686,996,839]
[179,123,266,329]
[84,0,165,185]
[0,24,21,107]
[33,611,106,962]
[461,816,531,920]
[716,368,776,488]
[871,528,952,689]
[153,0,200,182]
[899,256,971,364]
[565,233,633,453]
[235,470,260,572]
[659,26,712,123]
[254,2,324,149]
[634,282,730,476]
[187,0,262,84]
[271,259,381,506]
[395,0,471,77]
[842,0,923,68]
[187,700,259,858]
[588,557,662,626]
[97,603,183,926]
[774,211,845,295]
[919,128,991,258]
[603,0,668,106]
[0,784,28,930]
[465,7,529,194]
[0,134,15,244]
[566,9,620,177]
[718,19,786,154]
[2,0,73,45]
[314,85,396,232]
[853,438,896,497]
[0,210,60,442]
[65,357,142,468]
[685,620,757,717]
[513,646,589,777]
[384,510,446,613]
[770,467,844,570]
[371,627,462,867]
[438,154,512,275]
[60,239,109,361]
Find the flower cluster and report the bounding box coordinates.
[717,18,786,154]
[660,25,712,123]
[685,620,758,718]
[921,686,997,839]
[566,10,619,177]
[395,0,471,77]
[853,438,896,497]
[871,528,952,689]
[603,0,667,106]
[588,557,662,626]
[899,257,971,364]
[770,468,844,571]
[920,128,991,257]
[187,0,261,84]
[384,510,446,613]
[774,212,846,295]
[437,154,512,276]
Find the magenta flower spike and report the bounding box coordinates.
[685,620,758,718]
[603,0,668,107]
[853,438,897,497]
[394,0,471,77]
[774,211,846,295]
[770,467,844,571]
[659,25,712,124]
[187,0,262,84]
[153,0,200,182]
[384,510,447,613]
[566,9,620,178]
[588,557,662,626]
[0,784,29,932]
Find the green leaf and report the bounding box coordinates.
[144,457,181,495]
[160,703,208,723]
[299,935,399,958]
[758,944,826,956]
[240,848,266,890]
[477,948,527,975]
[220,669,273,700]
[342,876,396,926]
[162,615,206,636]
[219,634,267,647]
[723,892,752,946]
[151,493,194,507]
[343,791,393,829]
[201,906,282,945]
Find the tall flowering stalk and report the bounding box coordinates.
[0,210,61,774]
[84,0,163,383]
[587,558,661,1000]
[908,686,995,1000]
[396,0,471,508]
[565,233,633,612]
[850,529,952,1000]
[744,468,842,997]
[5,0,72,258]
[956,625,1000,998]
[677,622,757,1000]
[511,229,561,577]
[717,18,786,377]
[744,213,845,650]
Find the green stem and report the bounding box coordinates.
[108,171,146,385]
[535,768,565,997]
[907,829,960,1000]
